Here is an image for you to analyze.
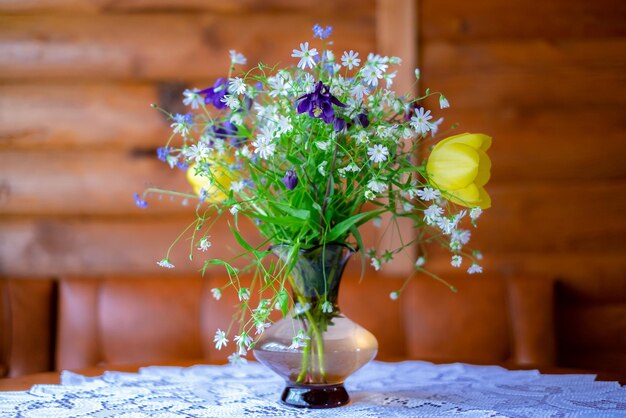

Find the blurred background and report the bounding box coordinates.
[1,0,625,374]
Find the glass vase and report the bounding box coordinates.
[253,243,378,408]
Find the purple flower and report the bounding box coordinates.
[282,170,298,190]
[176,160,188,170]
[295,81,346,124]
[213,121,246,147]
[199,78,228,109]
[333,117,347,133]
[355,112,370,128]
[133,193,148,209]
[313,24,333,40]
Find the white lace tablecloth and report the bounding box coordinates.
[1,361,625,417]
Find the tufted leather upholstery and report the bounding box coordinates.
[2,273,559,377]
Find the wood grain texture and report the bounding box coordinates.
[0,83,167,150]
[0,14,375,81]
[420,0,626,41]
[0,0,375,14]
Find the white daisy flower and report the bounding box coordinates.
[361,64,383,87]
[470,207,483,220]
[416,187,441,201]
[451,255,463,268]
[341,50,361,70]
[367,144,389,164]
[182,88,203,109]
[214,329,228,350]
[230,181,245,193]
[410,107,434,136]
[424,204,443,223]
[228,77,247,95]
[291,42,318,70]
[252,132,276,160]
[221,94,240,110]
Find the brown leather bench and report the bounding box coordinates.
[1,274,557,378]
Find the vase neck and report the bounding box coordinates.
[272,243,354,304]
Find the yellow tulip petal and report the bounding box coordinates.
[433,133,492,152]
[477,186,491,209]
[445,183,481,207]
[187,159,234,203]
[474,149,492,187]
[427,143,479,190]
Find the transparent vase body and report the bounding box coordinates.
[253,243,378,408]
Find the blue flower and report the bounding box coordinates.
[295,81,346,124]
[199,78,228,109]
[313,24,333,40]
[156,147,170,162]
[282,170,298,190]
[133,193,148,209]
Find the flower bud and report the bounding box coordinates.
[282,170,298,190]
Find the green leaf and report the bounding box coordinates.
[349,224,366,282]
[269,201,311,221]
[229,223,254,252]
[326,209,386,242]
[276,289,289,317]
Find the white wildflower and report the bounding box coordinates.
[230,181,245,193]
[291,42,318,70]
[416,187,441,201]
[228,353,247,365]
[276,115,293,135]
[439,94,450,109]
[214,329,228,350]
[321,301,333,314]
[238,287,250,301]
[470,207,483,220]
[221,94,240,110]
[229,50,247,65]
[354,130,369,144]
[351,84,370,102]
[268,72,293,97]
[182,142,212,163]
[424,204,444,223]
[182,88,203,109]
[403,202,415,212]
[473,250,483,260]
[255,322,270,335]
[228,77,247,95]
[289,330,310,350]
[230,112,243,126]
[367,180,388,194]
[229,204,240,215]
[364,190,376,200]
[452,229,471,245]
[414,68,421,80]
[294,302,311,315]
[211,287,222,300]
[451,255,463,268]
[389,291,400,300]
[361,64,383,87]
[251,131,276,160]
[316,140,331,151]
[383,71,396,88]
[415,256,426,268]
[341,50,361,70]
[437,217,455,235]
[318,161,328,176]
[410,107,434,136]
[367,144,389,164]
[467,263,483,274]
[430,117,444,137]
[197,236,211,252]
[234,332,253,349]
[371,257,382,271]
[156,258,175,269]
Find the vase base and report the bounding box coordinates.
[280,383,350,408]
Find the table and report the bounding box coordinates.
[1,361,625,417]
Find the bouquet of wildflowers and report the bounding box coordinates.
[135,24,492,364]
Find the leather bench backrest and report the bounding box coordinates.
[0,278,56,378]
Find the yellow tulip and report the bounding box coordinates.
[186,154,236,203]
[426,133,492,209]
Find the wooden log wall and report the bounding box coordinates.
[1,0,625,370]
[419,0,626,372]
